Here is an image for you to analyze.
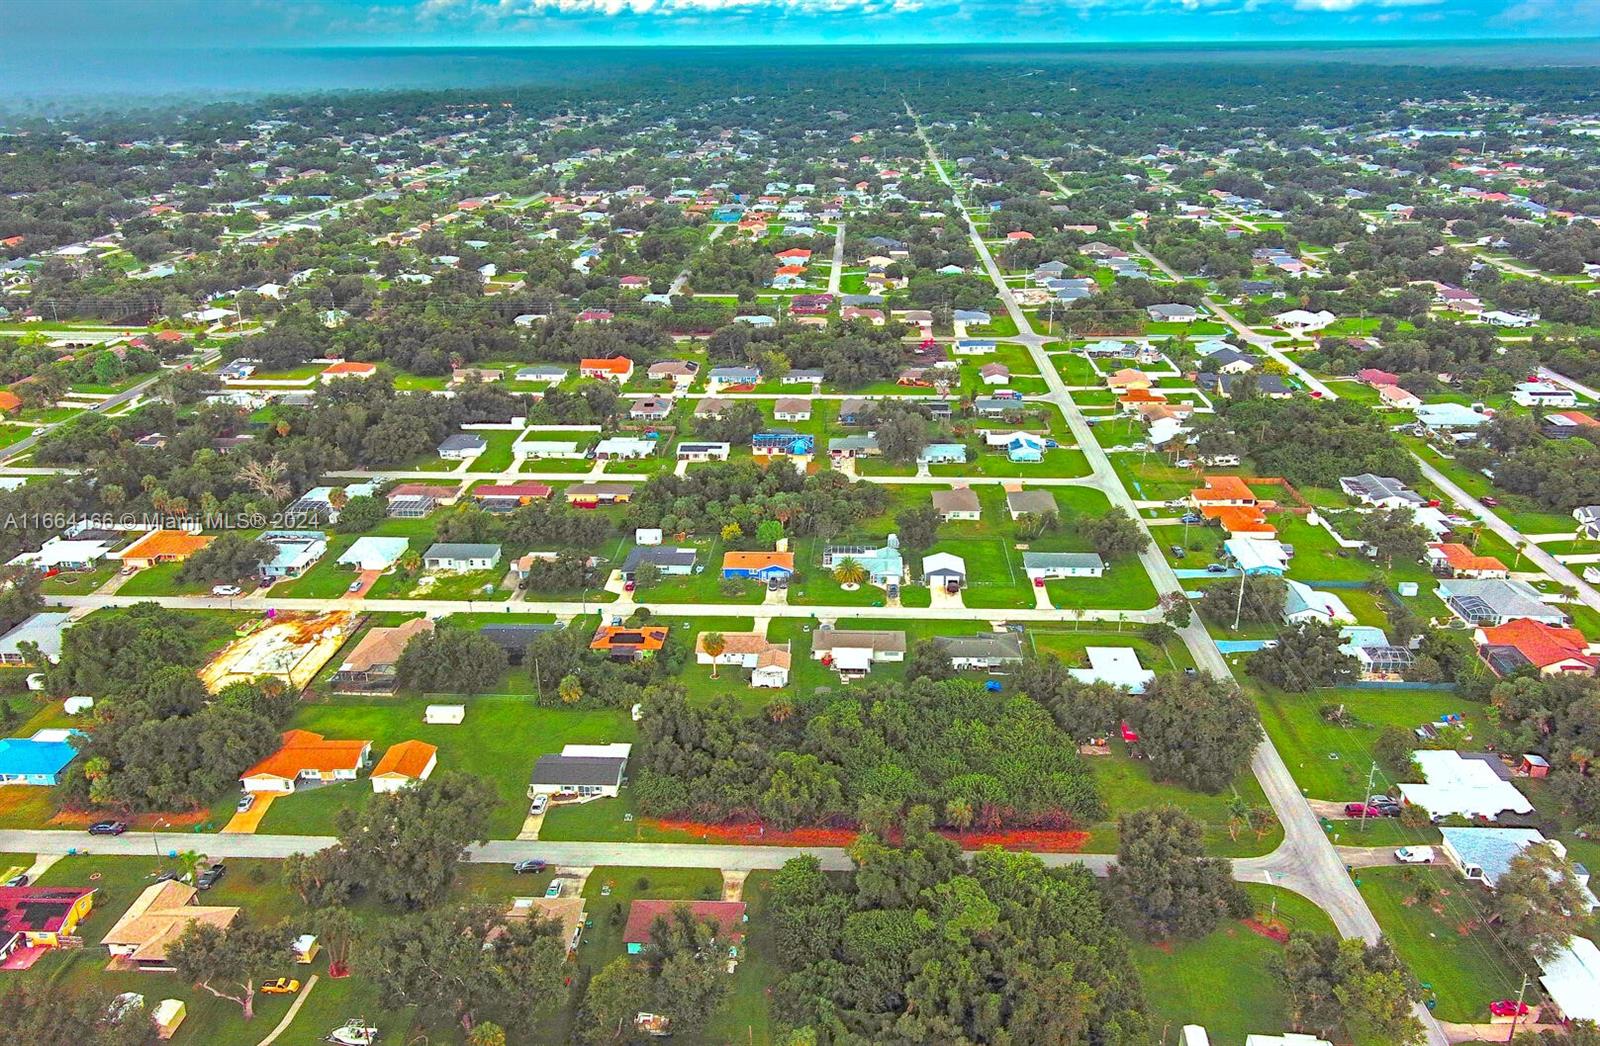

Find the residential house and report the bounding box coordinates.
[370,740,438,793]
[1437,578,1567,627]
[579,357,633,383]
[1438,827,1597,908]
[528,743,632,798]
[1272,309,1336,334]
[566,482,634,507]
[1475,619,1597,678]
[647,360,699,386]
[1147,304,1199,323]
[1538,936,1600,1025]
[695,632,791,687]
[0,732,81,786]
[810,627,906,678]
[1067,648,1155,693]
[257,530,327,580]
[1543,411,1600,440]
[932,487,981,521]
[240,729,372,793]
[837,398,875,425]
[332,618,435,692]
[623,900,745,955]
[1224,538,1289,576]
[472,483,553,511]
[1356,368,1400,387]
[979,363,1010,386]
[707,365,761,388]
[1426,543,1508,579]
[515,364,567,385]
[1414,402,1491,438]
[0,612,70,666]
[773,398,811,422]
[0,885,95,964]
[590,625,670,660]
[593,436,657,460]
[721,551,795,581]
[101,881,239,971]
[783,368,825,385]
[7,536,113,573]
[676,441,730,463]
[622,546,699,579]
[1107,368,1153,392]
[1023,552,1106,580]
[422,542,501,572]
[437,433,487,460]
[629,398,673,422]
[1340,474,1426,510]
[1006,489,1058,520]
[479,623,560,664]
[320,360,376,382]
[386,483,457,519]
[821,544,903,586]
[1512,381,1578,409]
[1377,384,1422,410]
[1197,371,1292,399]
[919,442,967,466]
[935,633,1023,671]
[1397,749,1533,821]
[1283,580,1355,625]
[116,529,212,570]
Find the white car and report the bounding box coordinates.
[1395,846,1435,864]
[529,794,548,816]
[212,584,242,597]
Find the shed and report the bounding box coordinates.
[64,696,94,715]
[152,999,185,1040]
[425,704,465,725]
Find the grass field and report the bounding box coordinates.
[256,696,637,838]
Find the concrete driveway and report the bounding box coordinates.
[221,793,276,834]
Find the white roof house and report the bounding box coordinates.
[922,552,966,582]
[7,538,113,570]
[1397,750,1533,821]
[1067,648,1155,693]
[337,536,410,572]
[1539,936,1600,1023]
[1283,580,1355,625]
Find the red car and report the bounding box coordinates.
[1481,496,1500,507]
[1489,1001,1529,1018]
[1344,802,1385,818]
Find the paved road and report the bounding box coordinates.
[0,349,219,464]
[1129,242,1336,399]
[52,591,1163,623]
[827,222,845,295]
[1410,454,1600,615]
[914,107,1450,1045]
[1537,365,1599,403]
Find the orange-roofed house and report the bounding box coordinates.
[579,357,633,383]
[1377,384,1422,410]
[370,740,438,793]
[774,264,808,277]
[590,625,669,661]
[1118,387,1167,410]
[241,729,372,793]
[117,529,213,570]
[721,551,796,581]
[1106,368,1152,391]
[0,391,20,414]
[1201,504,1277,540]
[1189,475,1257,509]
[320,360,377,383]
[775,248,812,264]
[1427,543,1510,579]
[1475,619,1597,678]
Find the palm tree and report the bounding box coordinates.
[1226,795,1250,842]
[176,849,205,884]
[398,549,422,578]
[701,632,726,678]
[1250,805,1279,842]
[557,674,583,706]
[765,699,795,723]
[945,797,975,834]
[832,557,867,587]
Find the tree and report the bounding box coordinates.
[557,674,584,705]
[831,557,867,586]
[395,627,508,694]
[331,771,499,909]
[894,505,940,553]
[175,534,273,586]
[307,905,359,978]
[720,521,743,543]
[700,632,726,678]
[1356,508,1430,568]
[1077,507,1149,559]
[578,956,652,1045]
[1127,672,1261,792]
[363,904,566,1034]
[169,916,292,1020]
[335,494,385,533]
[1197,574,1286,626]
[1247,620,1360,691]
[756,519,785,546]
[1106,806,1248,940]
[1494,842,1592,963]
[175,849,204,884]
[632,561,662,590]
[1277,932,1422,1045]
[0,981,159,1045]
[904,638,955,682]
[467,1024,508,1046]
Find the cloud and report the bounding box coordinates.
[1291,0,1441,8]
[419,0,924,17]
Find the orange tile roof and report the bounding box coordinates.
[243,730,370,781]
[1478,619,1596,670]
[1119,388,1167,404]
[580,357,632,375]
[696,631,776,656]
[1190,475,1256,503]
[1550,411,1600,428]
[119,529,213,561]
[775,265,807,276]
[1430,543,1507,574]
[322,360,375,375]
[722,551,795,571]
[590,625,669,652]
[1106,368,1151,389]
[371,740,437,780]
[1201,504,1276,534]
[0,391,20,413]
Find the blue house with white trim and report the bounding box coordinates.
[0,732,82,786]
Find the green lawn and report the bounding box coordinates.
[1083,744,1281,857]
[257,695,637,838]
[1133,884,1334,1044]
[465,430,520,473]
[1358,867,1528,1023]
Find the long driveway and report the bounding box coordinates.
[913,105,1449,1045]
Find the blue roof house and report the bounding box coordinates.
[0,733,82,786]
[1006,434,1045,463]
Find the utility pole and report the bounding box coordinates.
[1506,972,1529,1042]
[1360,761,1377,833]
[1232,563,1248,631]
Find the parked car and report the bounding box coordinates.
[1343,803,1387,819]
[529,794,548,816]
[1394,846,1435,864]
[1032,576,1045,587]
[1205,563,1228,574]
[1169,545,1186,558]
[1481,496,1499,507]
[513,859,547,874]
[236,795,255,813]
[545,880,564,899]
[347,579,363,592]
[88,821,128,835]
[1368,795,1401,815]
[3,874,27,887]
[1181,513,1204,524]
[211,585,241,597]
[260,978,301,995]
[196,862,226,890]
[1490,1000,1530,1018]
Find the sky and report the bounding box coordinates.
[9,0,1597,48]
